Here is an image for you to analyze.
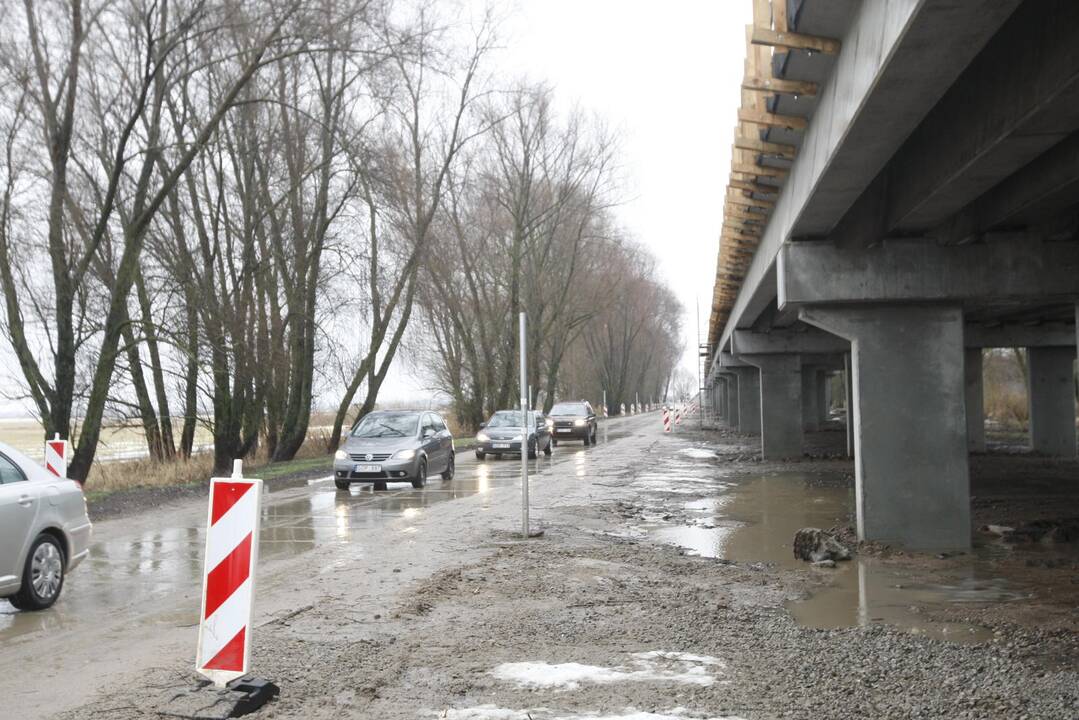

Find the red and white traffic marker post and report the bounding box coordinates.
[44,434,68,480]
[196,460,278,709]
[675,408,682,425]
[663,407,671,433]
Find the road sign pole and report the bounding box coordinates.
[519,312,529,537]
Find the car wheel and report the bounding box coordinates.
[543,439,552,456]
[527,441,537,460]
[442,454,455,481]
[552,438,558,447]
[475,450,486,460]
[10,533,65,611]
[411,459,428,489]
[335,477,351,490]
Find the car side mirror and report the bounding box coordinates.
[479,422,487,429]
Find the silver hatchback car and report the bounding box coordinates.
[0,440,92,610]
[333,410,455,491]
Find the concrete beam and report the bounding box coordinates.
[779,239,1079,308]
[732,327,848,355]
[965,322,1078,349]
[717,0,1021,350]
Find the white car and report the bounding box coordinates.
[0,440,92,610]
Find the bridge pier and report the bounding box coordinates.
[802,304,971,550]
[732,367,760,436]
[965,349,986,453]
[720,372,739,430]
[741,354,803,459]
[1027,346,1078,457]
[801,367,821,432]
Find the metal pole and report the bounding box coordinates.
[519,312,529,537]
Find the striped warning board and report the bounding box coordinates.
[44,435,67,478]
[196,463,263,687]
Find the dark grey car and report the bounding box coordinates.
[475,410,552,460]
[548,401,598,445]
[333,411,454,490]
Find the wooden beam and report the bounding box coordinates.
[729,178,780,195]
[742,75,818,97]
[751,26,841,55]
[738,108,808,130]
[734,136,797,159]
[727,207,769,224]
[732,162,789,179]
[727,193,776,210]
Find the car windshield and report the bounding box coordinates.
[351,412,419,438]
[550,402,588,416]
[487,411,526,428]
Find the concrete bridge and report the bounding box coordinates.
[705,0,1079,550]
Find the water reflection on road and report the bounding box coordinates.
[0,418,629,643]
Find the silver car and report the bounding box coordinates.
[333,410,455,491]
[0,440,92,611]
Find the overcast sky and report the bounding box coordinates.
[388,0,751,402]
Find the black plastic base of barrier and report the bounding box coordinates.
[226,677,279,717]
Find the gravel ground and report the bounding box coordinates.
[53,419,1079,720]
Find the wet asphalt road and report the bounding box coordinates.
[0,413,646,645]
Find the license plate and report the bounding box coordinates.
[354,463,381,473]
[557,428,572,433]
[493,443,510,449]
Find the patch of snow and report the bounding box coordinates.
[429,708,745,720]
[491,651,726,690]
[433,705,542,720]
[678,448,718,459]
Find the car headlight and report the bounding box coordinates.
[476,432,490,442]
[573,419,586,427]
[334,449,348,460]
[545,419,554,428]
[392,449,416,460]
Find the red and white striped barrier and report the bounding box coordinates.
[197,460,263,687]
[44,434,68,479]
[662,408,671,433]
[603,404,608,418]
[675,408,682,425]
[620,403,626,415]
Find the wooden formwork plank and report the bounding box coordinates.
[729,178,781,195]
[742,75,818,97]
[751,26,841,54]
[738,108,808,130]
[732,162,789,179]
[733,136,797,159]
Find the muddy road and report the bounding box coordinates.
[3,412,1079,719]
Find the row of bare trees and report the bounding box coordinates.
[0,0,682,483]
[414,86,683,428]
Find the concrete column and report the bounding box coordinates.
[965,348,986,453]
[843,354,854,457]
[722,373,739,429]
[743,354,803,459]
[733,367,761,436]
[801,366,820,432]
[1027,346,1078,457]
[816,371,829,425]
[801,304,971,550]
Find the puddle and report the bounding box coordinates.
[632,469,1034,643]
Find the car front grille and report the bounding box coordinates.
[349,452,393,462]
